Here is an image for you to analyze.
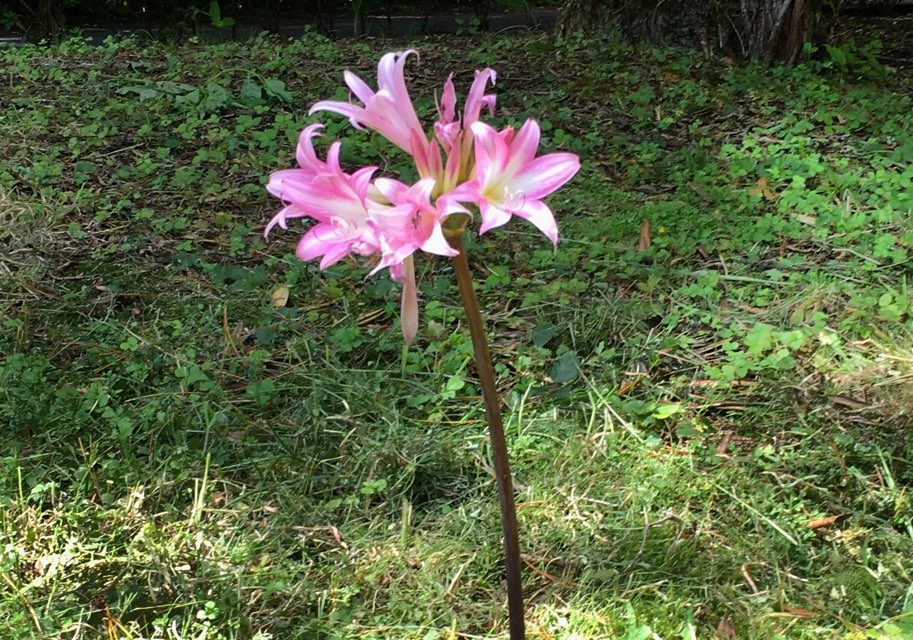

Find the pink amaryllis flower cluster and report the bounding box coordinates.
[266,50,580,342]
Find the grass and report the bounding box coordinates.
[2,28,913,640]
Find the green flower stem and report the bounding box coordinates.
[448,233,525,640]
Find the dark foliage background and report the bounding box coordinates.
[4,0,558,37]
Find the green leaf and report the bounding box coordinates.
[263,78,293,103]
[531,324,558,348]
[246,379,276,405]
[550,350,579,384]
[652,403,683,420]
[175,89,201,106]
[209,1,235,28]
[156,81,196,95]
[117,85,160,100]
[203,82,234,111]
[824,44,847,66]
[238,79,262,107]
[743,323,773,355]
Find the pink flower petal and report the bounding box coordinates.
[309,100,362,127]
[408,177,437,204]
[469,121,499,158]
[373,177,412,204]
[506,119,540,174]
[264,205,305,237]
[449,180,481,204]
[343,70,374,104]
[351,166,378,200]
[514,152,581,200]
[398,256,419,343]
[479,94,496,116]
[437,73,456,123]
[469,121,510,185]
[325,141,342,174]
[438,197,471,217]
[266,168,311,199]
[464,68,497,127]
[319,243,351,269]
[442,139,463,187]
[296,224,337,261]
[510,199,559,246]
[478,202,512,235]
[420,224,459,257]
[295,124,325,172]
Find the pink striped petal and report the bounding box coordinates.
[464,68,497,126]
[469,121,509,184]
[325,141,342,173]
[443,139,463,187]
[343,70,374,104]
[296,224,337,261]
[437,73,456,123]
[510,199,559,246]
[266,168,311,199]
[373,177,412,204]
[397,256,418,343]
[420,224,458,257]
[449,180,481,204]
[437,197,470,217]
[478,202,512,235]
[295,124,325,172]
[351,166,378,200]
[319,244,351,269]
[408,177,437,204]
[514,152,581,200]
[479,94,496,116]
[264,205,307,237]
[309,100,361,122]
[506,119,540,174]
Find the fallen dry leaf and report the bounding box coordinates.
[715,617,737,639]
[716,430,734,456]
[618,377,641,396]
[805,515,841,530]
[748,177,777,201]
[271,285,289,308]
[831,395,869,410]
[637,219,651,251]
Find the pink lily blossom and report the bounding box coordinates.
[266,51,580,343]
[433,74,461,150]
[310,50,441,178]
[453,119,580,245]
[433,69,497,191]
[368,177,462,273]
[263,126,446,342]
[366,179,465,343]
[264,125,380,269]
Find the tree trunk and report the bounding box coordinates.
[746,0,816,62]
[556,0,601,37]
[20,0,66,38]
[556,0,833,63]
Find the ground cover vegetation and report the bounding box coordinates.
[1,25,913,639]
